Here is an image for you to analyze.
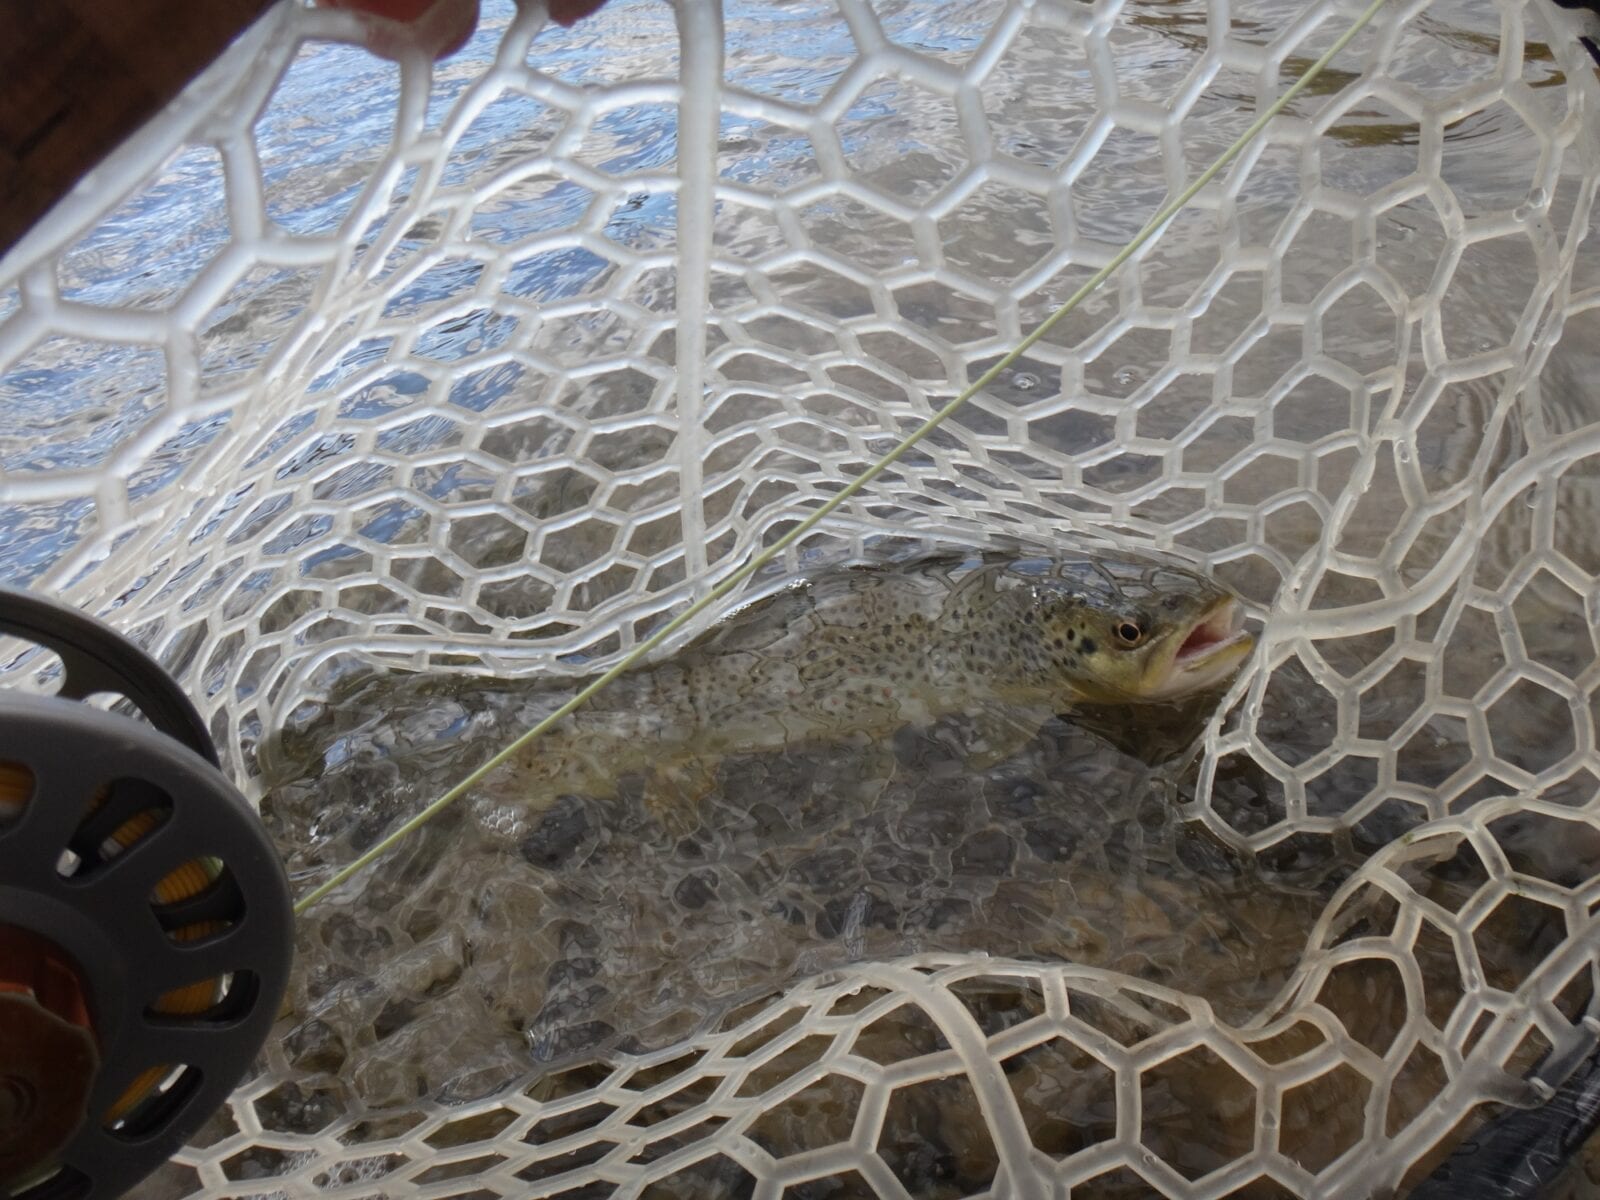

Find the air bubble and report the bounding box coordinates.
[1113,366,1143,389]
[1012,372,1039,392]
[474,803,527,838]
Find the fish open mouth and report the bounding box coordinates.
[1174,599,1249,666]
[1139,596,1255,700]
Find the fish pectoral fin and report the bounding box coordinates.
[961,704,1052,771]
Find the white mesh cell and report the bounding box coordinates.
[2,0,1600,1196]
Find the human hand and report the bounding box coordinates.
[317,0,612,61]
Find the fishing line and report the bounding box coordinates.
[293,0,1391,914]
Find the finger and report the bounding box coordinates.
[318,0,481,61]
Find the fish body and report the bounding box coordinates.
[502,554,1254,802]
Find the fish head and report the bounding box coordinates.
[1028,557,1255,703]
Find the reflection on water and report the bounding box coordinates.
[1,0,1588,597]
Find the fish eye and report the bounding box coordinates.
[1113,619,1145,646]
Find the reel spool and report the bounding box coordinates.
[0,588,292,1200]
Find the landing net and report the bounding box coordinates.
[2,0,1598,1196]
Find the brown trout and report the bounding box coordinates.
[494,553,1254,805]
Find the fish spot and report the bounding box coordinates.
[1066,629,1076,642]
[1079,638,1097,654]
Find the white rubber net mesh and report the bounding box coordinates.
[3,0,1600,1195]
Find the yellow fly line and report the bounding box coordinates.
[292,0,1393,915]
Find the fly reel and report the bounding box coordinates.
[0,588,292,1200]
